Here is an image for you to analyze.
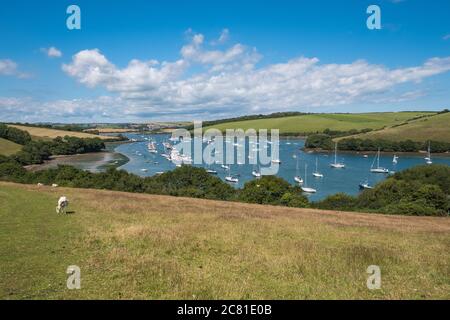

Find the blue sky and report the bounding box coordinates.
[0,0,449,122]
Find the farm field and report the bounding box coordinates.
[203,112,435,134]
[7,125,115,141]
[0,138,22,156]
[0,182,448,299]
[345,112,450,143]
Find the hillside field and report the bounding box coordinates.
[0,182,449,299]
[345,112,450,143]
[0,137,22,156]
[203,112,434,134]
[8,125,115,141]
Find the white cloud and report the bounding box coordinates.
[4,30,450,122]
[211,29,230,45]
[443,34,450,41]
[0,59,30,78]
[61,31,450,118]
[41,46,63,58]
[0,59,18,75]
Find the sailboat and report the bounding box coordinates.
[301,164,317,193]
[370,148,389,173]
[330,142,345,168]
[147,141,158,153]
[225,166,239,183]
[392,154,398,165]
[294,154,303,184]
[252,164,261,178]
[359,179,373,190]
[206,163,217,174]
[425,141,432,165]
[312,157,324,178]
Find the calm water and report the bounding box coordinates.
[115,133,450,201]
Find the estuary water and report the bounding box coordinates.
[115,133,450,201]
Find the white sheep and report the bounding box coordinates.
[52,183,58,188]
[56,196,69,214]
[37,183,43,187]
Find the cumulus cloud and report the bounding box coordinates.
[41,46,63,58]
[0,59,30,78]
[61,31,450,118]
[4,30,450,122]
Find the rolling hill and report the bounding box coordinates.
[1,181,448,299]
[8,125,115,141]
[203,112,434,134]
[344,112,450,143]
[0,137,22,156]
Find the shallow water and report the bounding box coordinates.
[115,133,450,201]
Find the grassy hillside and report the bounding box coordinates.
[345,112,450,143]
[0,138,22,156]
[1,182,449,299]
[203,112,434,134]
[8,125,114,141]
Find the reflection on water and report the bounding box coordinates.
[115,133,450,201]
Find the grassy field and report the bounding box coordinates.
[204,112,435,134]
[8,125,115,141]
[1,182,449,299]
[345,112,450,143]
[0,138,22,156]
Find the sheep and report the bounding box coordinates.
[37,183,43,187]
[52,183,58,188]
[56,196,69,214]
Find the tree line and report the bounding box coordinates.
[1,123,105,165]
[305,133,450,153]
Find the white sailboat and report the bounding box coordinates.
[392,154,398,165]
[359,179,373,190]
[225,167,239,183]
[330,142,345,168]
[312,157,324,178]
[206,164,217,174]
[252,164,261,178]
[370,148,389,173]
[301,164,317,193]
[294,154,303,184]
[425,141,432,165]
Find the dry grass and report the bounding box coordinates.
[8,125,115,140]
[0,137,22,156]
[0,181,449,299]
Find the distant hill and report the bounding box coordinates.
[8,124,116,141]
[345,112,450,143]
[0,137,22,156]
[203,112,435,135]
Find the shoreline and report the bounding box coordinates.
[24,150,130,172]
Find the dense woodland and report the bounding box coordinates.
[305,133,450,153]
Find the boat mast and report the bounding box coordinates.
[377,148,380,169]
[334,142,337,164]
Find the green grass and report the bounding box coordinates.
[203,112,435,134]
[1,182,449,299]
[347,112,450,143]
[0,137,22,156]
